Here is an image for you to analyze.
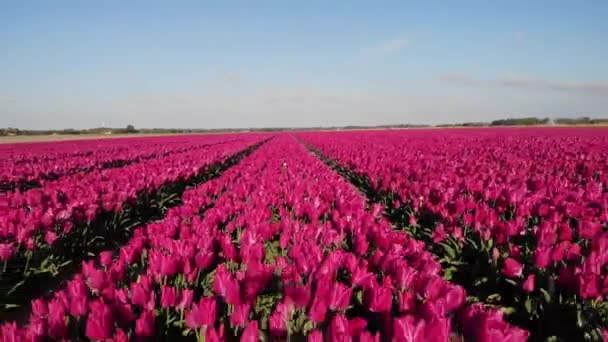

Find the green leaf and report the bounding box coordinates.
[525,297,533,314]
[303,320,315,334]
[486,293,502,303]
[577,309,585,328]
[443,266,456,280]
[7,280,26,295]
[501,307,516,315]
[441,243,457,260]
[466,295,480,303]
[540,288,552,303]
[473,277,488,286]
[355,290,364,304]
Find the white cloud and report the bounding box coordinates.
[438,73,482,86]
[364,37,411,57]
[219,72,241,85]
[496,74,608,94]
[440,72,608,96]
[514,31,527,43]
[0,96,17,104]
[127,95,191,105]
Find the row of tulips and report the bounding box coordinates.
[0,134,212,165]
[0,135,267,312]
[298,128,608,341]
[0,138,129,165]
[0,134,526,341]
[0,135,239,192]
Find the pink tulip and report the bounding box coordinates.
[177,288,194,310]
[240,320,259,342]
[0,243,15,261]
[0,322,22,341]
[30,299,48,318]
[328,313,351,341]
[442,284,466,312]
[69,294,89,317]
[579,273,600,299]
[85,300,114,340]
[522,274,535,292]
[135,310,155,337]
[86,268,107,292]
[309,296,328,323]
[284,284,311,308]
[366,284,393,313]
[534,247,552,269]
[501,258,523,278]
[393,315,426,341]
[99,251,113,267]
[130,281,151,308]
[185,297,217,329]
[308,330,324,342]
[160,285,177,308]
[230,304,251,327]
[47,299,67,339]
[329,282,352,311]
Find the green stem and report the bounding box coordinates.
[23,252,31,275]
[195,270,201,287]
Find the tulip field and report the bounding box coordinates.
[0,129,606,341]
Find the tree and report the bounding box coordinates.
[125,124,138,133]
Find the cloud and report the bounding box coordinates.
[319,96,341,103]
[364,37,411,57]
[438,73,482,86]
[0,96,17,104]
[496,74,608,94]
[265,95,342,105]
[265,97,280,105]
[262,87,343,105]
[219,72,241,85]
[128,95,191,105]
[440,72,608,96]
[514,31,527,43]
[290,96,307,103]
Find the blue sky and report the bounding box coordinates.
[1,1,607,129]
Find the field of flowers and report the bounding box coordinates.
[0,128,606,341]
[299,128,608,341]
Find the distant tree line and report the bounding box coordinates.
[490,117,551,126]
[0,125,140,136]
[553,117,608,125]
[437,116,608,128]
[1,117,607,136]
[0,124,431,136]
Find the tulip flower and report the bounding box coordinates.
[308,330,324,342]
[85,300,114,340]
[240,320,259,342]
[185,297,217,329]
[160,285,177,308]
[522,274,535,293]
[230,304,251,327]
[366,283,393,313]
[309,296,328,323]
[393,315,426,341]
[135,310,155,337]
[177,288,194,311]
[501,258,523,278]
[329,282,352,311]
